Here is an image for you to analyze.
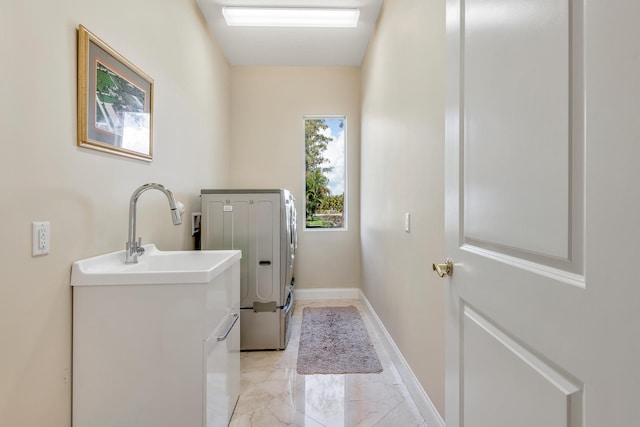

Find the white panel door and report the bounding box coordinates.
[444,1,640,426]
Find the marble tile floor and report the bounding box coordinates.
[229,299,427,427]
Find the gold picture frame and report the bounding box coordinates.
[77,25,154,161]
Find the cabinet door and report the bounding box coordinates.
[204,312,240,427]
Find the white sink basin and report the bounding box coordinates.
[71,244,242,286]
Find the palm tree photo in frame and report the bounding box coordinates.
[77,25,153,161]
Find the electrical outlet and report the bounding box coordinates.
[32,222,50,256]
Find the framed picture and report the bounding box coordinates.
[77,25,154,161]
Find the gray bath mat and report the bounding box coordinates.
[296,306,383,375]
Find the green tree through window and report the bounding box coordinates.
[304,117,346,229]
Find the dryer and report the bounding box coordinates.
[201,189,296,350]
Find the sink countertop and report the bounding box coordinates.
[71,244,242,286]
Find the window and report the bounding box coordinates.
[304,116,346,230]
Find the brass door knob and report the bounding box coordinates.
[433,258,454,278]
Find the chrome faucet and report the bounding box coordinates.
[125,183,182,264]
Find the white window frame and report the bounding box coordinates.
[303,115,348,232]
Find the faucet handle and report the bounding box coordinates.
[136,237,145,255]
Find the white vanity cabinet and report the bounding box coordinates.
[71,252,241,427]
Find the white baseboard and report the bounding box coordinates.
[359,291,445,427]
[294,287,360,300]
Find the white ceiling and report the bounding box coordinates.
[196,0,383,66]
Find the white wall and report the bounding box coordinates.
[230,66,361,289]
[0,0,447,422]
[0,1,230,425]
[360,0,446,416]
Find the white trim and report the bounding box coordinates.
[294,287,360,300]
[302,115,348,232]
[462,244,585,289]
[359,291,445,427]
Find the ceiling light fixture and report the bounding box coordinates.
[221,7,360,28]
